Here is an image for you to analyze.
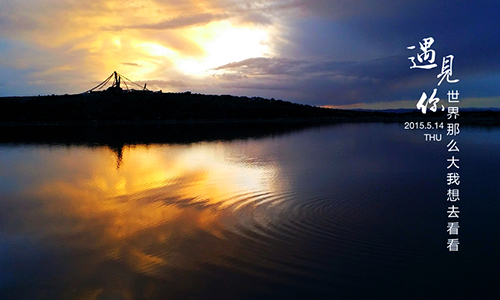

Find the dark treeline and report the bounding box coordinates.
[0,91,498,125]
[0,91,377,122]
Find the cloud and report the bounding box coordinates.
[108,13,230,31]
[213,57,308,76]
[213,56,407,83]
[248,0,500,106]
[211,73,248,81]
[145,79,189,88]
[290,0,500,75]
[237,12,272,25]
[211,56,446,105]
[121,62,142,67]
[0,0,499,108]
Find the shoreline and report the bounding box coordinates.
[0,114,498,126]
[1,92,499,126]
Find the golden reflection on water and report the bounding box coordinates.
[17,142,282,279]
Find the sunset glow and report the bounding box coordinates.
[0,0,498,108]
[22,143,281,240]
[177,22,270,75]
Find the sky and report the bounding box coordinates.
[0,0,499,109]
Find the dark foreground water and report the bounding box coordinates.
[0,123,499,299]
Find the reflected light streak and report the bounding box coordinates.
[10,142,283,266]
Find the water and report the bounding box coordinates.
[0,123,499,299]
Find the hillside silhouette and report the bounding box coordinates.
[0,91,387,123]
[0,90,498,125]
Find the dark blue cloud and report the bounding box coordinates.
[215,0,500,106]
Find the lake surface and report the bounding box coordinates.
[1,123,499,299]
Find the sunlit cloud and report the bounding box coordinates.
[107,13,230,31]
[0,0,279,95]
